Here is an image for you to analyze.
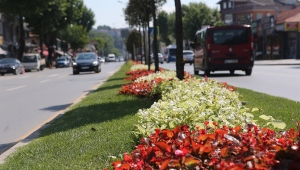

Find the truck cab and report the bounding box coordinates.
[22,53,45,71]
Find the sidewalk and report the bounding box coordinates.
[254,59,300,65]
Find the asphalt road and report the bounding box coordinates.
[160,62,300,102]
[0,62,124,154]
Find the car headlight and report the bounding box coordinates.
[11,66,15,69]
[92,61,98,65]
[73,62,77,66]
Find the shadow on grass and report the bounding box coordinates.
[39,96,155,137]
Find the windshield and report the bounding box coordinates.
[57,58,66,62]
[183,51,193,55]
[212,29,248,45]
[76,54,96,60]
[0,58,15,64]
[168,49,176,56]
[22,55,37,62]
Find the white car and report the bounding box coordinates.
[99,57,105,63]
[151,53,164,64]
[107,54,116,62]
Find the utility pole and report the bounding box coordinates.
[175,0,184,80]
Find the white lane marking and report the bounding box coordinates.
[7,86,26,91]
[40,79,50,83]
[48,74,59,78]
[58,74,68,78]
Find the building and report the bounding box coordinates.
[217,0,300,25]
[217,0,300,59]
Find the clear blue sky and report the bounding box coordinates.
[83,0,219,29]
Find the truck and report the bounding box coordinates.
[22,53,46,71]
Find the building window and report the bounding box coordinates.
[228,1,232,8]
[224,14,233,24]
[256,13,263,19]
[223,2,227,9]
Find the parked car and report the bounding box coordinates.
[0,58,24,76]
[151,53,164,64]
[59,55,72,66]
[183,50,194,65]
[22,53,45,71]
[107,54,116,62]
[72,52,101,75]
[55,58,70,68]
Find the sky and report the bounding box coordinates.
[83,0,219,29]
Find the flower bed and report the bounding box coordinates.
[112,63,294,169]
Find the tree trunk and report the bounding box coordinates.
[143,24,147,65]
[39,19,44,60]
[17,16,25,61]
[175,0,184,80]
[147,21,151,71]
[152,0,159,72]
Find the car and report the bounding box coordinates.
[55,58,70,68]
[22,53,46,71]
[151,53,164,64]
[72,52,101,75]
[0,58,24,76]
[119,57,124,62]
[107,54,116,62]
[99,57,105,63]
[183,50,194,65]
[59,55,72,66]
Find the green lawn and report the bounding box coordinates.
[0,63,299,169]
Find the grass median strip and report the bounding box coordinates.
[0,63,299,169]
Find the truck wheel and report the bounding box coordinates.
[40,66,44,71]
[204,69,210,76]
[194,70,199,75]
[230,70,235,75]
[245,68,252,76]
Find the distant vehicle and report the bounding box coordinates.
[0,58,24,76]
[166,45,176,63]
[191,25,254,76]
[119,57,124,62]
[107,54,116,62]
[55,58,70,68]
[22,53,45,71]
[72,52,101,75]
[59,55,72,66]
[151,53,164,64]
[99,57,105,63]
[183,50,194,65]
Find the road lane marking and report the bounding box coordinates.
[48,74,59,77]
[6,86,26,91]
[40,79,50,83]
[58,74,68,78]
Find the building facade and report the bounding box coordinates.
[217,0,300,59]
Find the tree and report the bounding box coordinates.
[182,2,223,42]
[175,0,184,80]
[126,29,142,60]
[0,0,52,60]
[76,6,95,32]
[59,24,89,51]
[88,31,118,56]
[157,11,171,45]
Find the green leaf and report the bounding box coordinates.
[259,115,272,120]
[271,122,286,129]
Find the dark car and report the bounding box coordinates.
[72,52,101,75]
[183,50,194,65]
[55,58,70,68]
[0,58,24,76]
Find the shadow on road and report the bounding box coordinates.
[40,103,72,112]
